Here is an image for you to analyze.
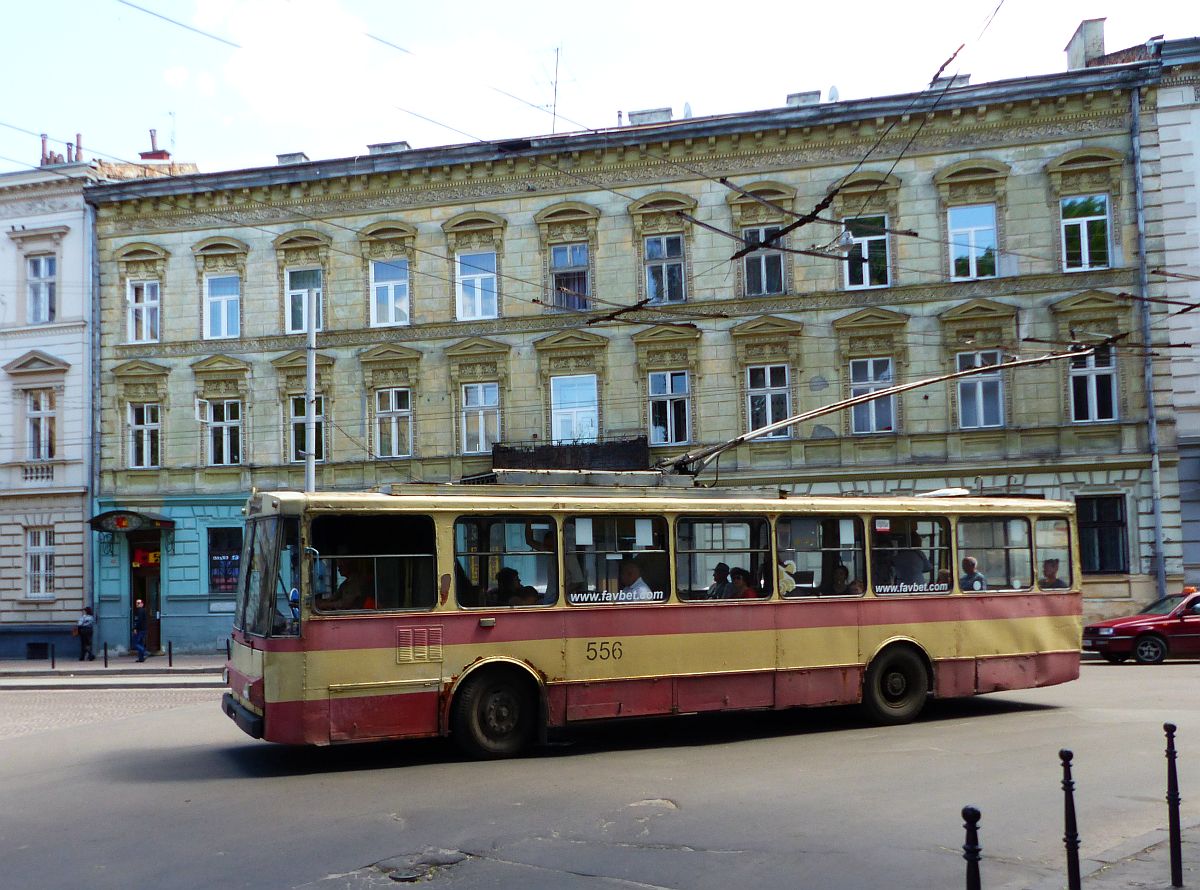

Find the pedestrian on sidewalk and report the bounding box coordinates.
[131,599,147,662]
[75,607,96,661]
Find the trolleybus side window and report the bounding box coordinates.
[957,516,1033,592]
[777,516,866,598]
[454,515,557,608]
[564,515,668,604]
[311,514,437,612]
[1036,517,1074,590]
[676,517,772,600]
[870,516,952,594]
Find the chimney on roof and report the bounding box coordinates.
[139,128,172,161]
[367,141,411,155]
[40,133,49,166]
[786,91,821,107]
[75,133,84,163]
[628,107,672,125]
[930,74,971,89]
[1066,18,1106,70]
[276,152,310,165]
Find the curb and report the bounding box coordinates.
[0,678,227,690]
[0,667,222,678]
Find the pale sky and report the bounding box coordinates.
[0,0,1195,176]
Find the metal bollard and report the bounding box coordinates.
[103,641,108,668]
[225,638,231,660]
[1165,723,1183,888]
[1060,749,1082,890]
[50,642,56,669]
[962,806,982,890]
[168,640,173,668]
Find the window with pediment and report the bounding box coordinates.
[273,230,330,334]
[1046,148,1123,272]
[193,237,248,339]
[115,243,169,344]
[192,355,250,466]
[7,225,67,325]
[629,192,697,305]
[443,213,505,321]
[940,299,1017,431]
[633,324,701,447]
[534,330,608,443]
[933,160,1009,280]
[730,316,803,440]
[829,172,900,290]
[726,182,796,298]
[447,338,510,455]
[4,350,69,470]
[111,359,169,469]
[360,344,422,459]
[534,203,599,311]
[833,308,908,436]
[359,221,417,327]
[271,350,334,463]
[1050,291,1129,424]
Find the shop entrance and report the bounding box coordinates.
[129,531,162,653]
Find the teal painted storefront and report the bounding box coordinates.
[91,494,247,654]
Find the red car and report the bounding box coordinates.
[1082,588,1200,664]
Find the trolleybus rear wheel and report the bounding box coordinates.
[862,647,928,725]
[452,670,535,758]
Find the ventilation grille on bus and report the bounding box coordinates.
[396,626,444,663]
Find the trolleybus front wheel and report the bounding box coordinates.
[452,670,536,758]
[862,646,929,725]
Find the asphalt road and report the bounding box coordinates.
[0,662,1196,889]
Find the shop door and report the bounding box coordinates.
[129,531,163,653]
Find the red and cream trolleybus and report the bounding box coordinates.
[223,487,1081,757]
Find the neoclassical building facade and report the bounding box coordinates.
[87,55,1194,648]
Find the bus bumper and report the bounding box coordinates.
[223,692,264,739]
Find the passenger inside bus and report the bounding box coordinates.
[319,556,377,610]
[819,564,851,596]
[311,514,438,611]
[487,567,539,606]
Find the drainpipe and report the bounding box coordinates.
[87,197,101,611]
[1131,86,1168,599]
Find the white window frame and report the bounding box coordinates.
[743,226,785,296]
[550,374,599,444]
[1061,194,1110,272]
[1070,346,1118,423]
[461,382,500,454]
[375,387,413,458]
[288,395,325,463]
[746,364,791,438]
[648,370,690,445]
[128,402,161,469]
[644,234,686,303]
[126,280,160,343]
[956,350,1004,429]
[25,527,55,600]
[286,268,323,334]
[370,258,410,327]
[550,242,590,310]
[26,389,55,461]
[27,255,56,323]
[204,274,241,339]
[843,216,890,290]
[849,358,896,434]
[455,251,498,320]
[201,398,242,466]
[948,204,998,280]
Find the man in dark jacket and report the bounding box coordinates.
[132,598,148,662]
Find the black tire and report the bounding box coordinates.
[862,647,929,724]
[1102,653,1129,664]
[451,670,536,758]
[1133,635,1168,665]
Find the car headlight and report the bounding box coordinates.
[1098,627,1115,636]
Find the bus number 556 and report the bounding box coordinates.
[586,640,623,661]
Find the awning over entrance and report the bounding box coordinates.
[88,510,176,533]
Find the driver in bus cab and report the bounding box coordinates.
[319,556,376,610]
[618,559,652,598]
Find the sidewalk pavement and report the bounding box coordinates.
[1074,824,1199,889]
[0,652,227,689]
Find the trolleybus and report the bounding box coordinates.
[223,486,1081,757]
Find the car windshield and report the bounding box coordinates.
[1139,595,1185,616]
